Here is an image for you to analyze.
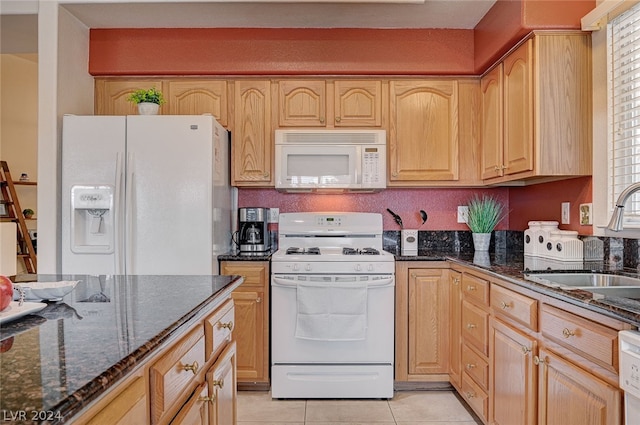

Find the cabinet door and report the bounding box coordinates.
[166,80,228,126]
[75,374,147,425]
[334,80,383,127]
[449,270,462,389]
[408,268,450,374]
[480,64,504,180]
[537,348,622,425]
[278,80,326,127]
[389,80,459,182]
[221,261,269,384]
[209,341,237,425]
[490,318,536,425]
[503,39,534,176]
[95,79,165,115]
[170,383,210,425]
[233,81,273,186]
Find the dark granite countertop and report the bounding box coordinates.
[392,248,640,328]
[218,249,275,261]
[0,274,243,424]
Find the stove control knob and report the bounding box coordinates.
[292,264,299,271]
[355,264,362,271]
[305,264,312,271]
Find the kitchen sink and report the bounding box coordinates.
[524,272,640,288]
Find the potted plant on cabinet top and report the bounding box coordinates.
[127,87,166,115]
[23,208,34,219]
[465,194,506,251]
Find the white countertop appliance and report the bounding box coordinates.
[61,115,232,275]
[271,212,395,399]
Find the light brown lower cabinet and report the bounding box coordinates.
[71,295,237,425]
[537,348,621,425]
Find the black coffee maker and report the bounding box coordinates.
[238,207,270,252]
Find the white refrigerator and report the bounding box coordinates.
[61,114,232,275]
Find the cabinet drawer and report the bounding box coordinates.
[462,273,489,306]
[79,375,147,425]
[150,325,206,424]
[461,373,488,423]
[205,298,234,361]
[541,304,618,373]
[490,284,538,331]
[462,300,489,356]
[462,344,488,390]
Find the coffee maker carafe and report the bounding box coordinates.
[238,207,270,252]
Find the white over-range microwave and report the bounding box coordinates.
[274,129,387,192]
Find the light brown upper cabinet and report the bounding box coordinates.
[232,80,273,186]
[389,80,459,184]
[277,80,384,128]
[95,79,165,115]
[165,80,229,126]
[480,31,592,184]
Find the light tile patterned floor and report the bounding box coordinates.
[237,390,482,425]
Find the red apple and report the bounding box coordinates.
[0,275,13,311]
[0,337,13,353]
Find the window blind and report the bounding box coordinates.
[610,3,640,225]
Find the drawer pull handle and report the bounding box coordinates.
[467,285,477,292]
[533,356,546,366]
[465,363,476,370]
[198,396,215,404]
[562,328,575,338]
[521,346,531,355]
[183,361,199,375]
[213,379,225,389]
[466,323,477,330]
[500,301,511,309]
[465,391,476,399]
[218,321,234,331]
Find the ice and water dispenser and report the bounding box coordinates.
[70,185,114,253]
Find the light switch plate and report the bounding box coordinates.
[457,206,469,223]
[268,208,279,224]
[580,203,593,225]
[561,202,570,224]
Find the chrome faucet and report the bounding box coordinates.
[607,182,640,231]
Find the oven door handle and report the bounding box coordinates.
[272,276,394,287]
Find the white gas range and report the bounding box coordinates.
[271,212,395,399]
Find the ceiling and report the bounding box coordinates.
[1,0,496,54]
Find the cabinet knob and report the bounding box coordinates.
[335,117,341,123]
[521,346,531,355]
[183,361,199,375]
[218,321,234,331]
[320,117,325,124]
[465,391,476,399]
[533,355,546,366]
[562,328,575,338]
[198,395,215,404]
[500,301,511,310]
[466,323,477,330]
[263,172,270,178]
[411,273,417,278]
[452,278,460,285]
[465,363,476,370]
[213,379,225,389]
[466,285,476,292]
[392,172,398,177]
[256,296,262,303]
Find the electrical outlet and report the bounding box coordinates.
[580,203,593,225]
[457,206,469,223]
[268,208,279,224]
[561,202,570,224]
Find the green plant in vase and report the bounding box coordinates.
[127,87,165,114]
[465,194,506,251]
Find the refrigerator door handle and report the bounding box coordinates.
[126,152,135,274]
[114,152,125,274]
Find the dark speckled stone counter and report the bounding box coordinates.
[391,248,640,328]
[0,274,242,424]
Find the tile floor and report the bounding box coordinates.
[237,390,482,425]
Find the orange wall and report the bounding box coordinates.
[89,28,476,76]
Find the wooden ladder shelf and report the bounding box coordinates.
[0,161,37,273]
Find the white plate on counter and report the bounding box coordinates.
[0,301,47,324]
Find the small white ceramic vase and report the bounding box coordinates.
[472,232,491,251]
[137,102,160,115]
